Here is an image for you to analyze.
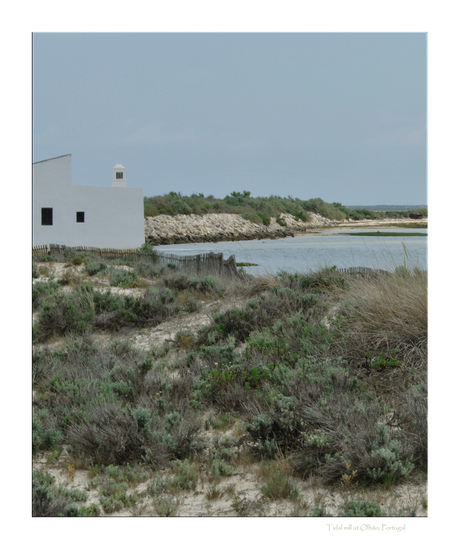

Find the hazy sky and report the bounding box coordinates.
[32,32,427,205]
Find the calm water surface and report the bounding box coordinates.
[155,228,428,275]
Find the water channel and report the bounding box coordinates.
[155,227,428,275]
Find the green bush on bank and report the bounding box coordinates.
[144,192,427,222]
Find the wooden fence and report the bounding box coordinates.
[336,266,390,277]
[154,252,239,277]
[32,244,240,278]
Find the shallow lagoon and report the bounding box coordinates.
[155,227,428,275]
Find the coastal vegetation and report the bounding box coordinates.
[144,192,427,225]
[32,251,427,516]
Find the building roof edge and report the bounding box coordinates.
[33,153,72,165]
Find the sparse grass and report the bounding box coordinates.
[231,494,264,517]
[258,460,299,501]
[205,484,224,500]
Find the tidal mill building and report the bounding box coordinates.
[33,154,145,249]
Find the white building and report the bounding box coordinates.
[33,154,145,248]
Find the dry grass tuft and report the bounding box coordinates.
[339,268,427,374]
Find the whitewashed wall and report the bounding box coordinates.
[33,154,145,248]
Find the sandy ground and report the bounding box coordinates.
[32,448,427,517]
[305,217,428,234]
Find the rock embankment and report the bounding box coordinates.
[144,212,340,245]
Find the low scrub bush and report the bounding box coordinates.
[32,281,60,310]
[35,284,95,340]
[197,285,324,347]
[135,261,159,279]
[64,400,201,466]
[33,409,61,454]
[163,273,199,291]
[33,338,203,467]
[70,255,85,265]
[86,259,107,276]
[210,458,234,478]
[33,472,87,517]
[342,500,386,517]
[34,283,187,341]
[237,355,419,485]
[108,267,139,288]
[170,459,198,490]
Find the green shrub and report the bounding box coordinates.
[244,395,305,458]
[80,503,101,517]
[32,281,60,310]
[93,289,125,314]
[184,296,199,313]
[35,285,95,340]
[97,474,139,513]
[33,409,61,454]
[32,472,73,517]
[70,255,85,265]
[210,458,234,478]
[342,500,386,517]
[163,273,198,291]
[241,212,264,225]
[366,423,415,484]
[101,464,150,486]
[135,262,158,278]
[92,287,182,331]
[134,407,152,431]
[212,308,253,342]
[109,268,139,288]
[154,496,178,516]
[171,459,198,490]
[293,211,307,222]
[138,242,158,257]
[311,504,329,517]
[56,486,88,503]
[199,276,222,294]
[86,259,107,276]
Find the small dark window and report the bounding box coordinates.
[76,211,85,223]
[116,172,123,179]
[41,208,53,226]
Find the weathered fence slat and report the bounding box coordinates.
[32,245,240,278]
[336,266,389,277]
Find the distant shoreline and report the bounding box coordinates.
[316,217,428,231]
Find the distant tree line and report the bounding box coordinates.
[144,191,427,225]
